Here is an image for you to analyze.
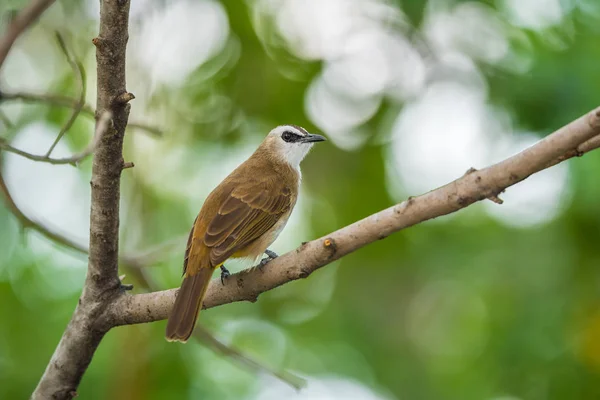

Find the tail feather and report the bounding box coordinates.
[165,267,214,342]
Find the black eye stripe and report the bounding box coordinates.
[282,131,302,143]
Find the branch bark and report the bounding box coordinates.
[31,0,132,398]
[106,106,600,327]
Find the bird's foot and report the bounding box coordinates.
[258,249,278,270]
[264,249,278,259]
[220,265,230,285]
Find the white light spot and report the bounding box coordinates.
[4,123,91,249]
[305,75,380,150]
[500,0,565,30]
[132,0,229,86]
[251,375,392,400]
[388,82,493,196]
[1,41,58,94]
[425,3,509,64]
[322,32,389,99]
[270,0,402,61]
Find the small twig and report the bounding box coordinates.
[545,131,600,169]
[45,32,86,157]
[0,161,184,266]
[0,0,56,70]
[125,260,305,389]
[122,161,134,169]
[0,108,13,129]
[464,167,504,204]
[0,159,87,254]
[0,111,112,166]
[0,91,163,137]
[114,92,135,105]
[0,112,112,255]
[120,235,188,268]
[487,194,504,205]
[193,329,307,390]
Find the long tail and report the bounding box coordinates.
[165,266,214,342]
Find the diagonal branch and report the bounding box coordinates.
[125,264,306,389]
[0,162,86,253]
[0,111,111,166]
[0,0,56,70]
[0,112,111,253]
[106,107,600,327]
[0,108,13,128]
[45,32,87,157]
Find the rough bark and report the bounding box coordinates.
[31,1,133,399]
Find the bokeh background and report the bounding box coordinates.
[2,0,600,399]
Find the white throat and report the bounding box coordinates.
[280,143,313,170]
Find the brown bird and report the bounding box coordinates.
[165,125,326,342]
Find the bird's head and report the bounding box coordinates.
[262,124,326,169]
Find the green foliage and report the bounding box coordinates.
[1,0,600,399]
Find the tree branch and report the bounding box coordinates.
[31,0,133,398]
[125,263,306,389]
[106,107,600,327]
[0,163,87,254]
[45,32,86,157]
[0,111,111,166]
[0,91,163,137]
[0,108,13,128]
[0,0,56,70]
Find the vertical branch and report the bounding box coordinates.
[86,0,133,297]
[32,1,133,399]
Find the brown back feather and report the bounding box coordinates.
[166,143,299,342]
[186,147,299,272]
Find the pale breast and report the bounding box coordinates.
[232,208,293,263]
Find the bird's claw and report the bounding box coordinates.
[264,249,278,259]
[220,265,230,285]
[258,249,278,270]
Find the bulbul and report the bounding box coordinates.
[165,125,326,342]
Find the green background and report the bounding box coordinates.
[1,0,600,399]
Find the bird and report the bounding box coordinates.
[165,124,326,342]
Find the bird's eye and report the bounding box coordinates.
[282,131,298,143]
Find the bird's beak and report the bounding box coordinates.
[301,133,327,143]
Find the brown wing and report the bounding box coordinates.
[203,183,292,267]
